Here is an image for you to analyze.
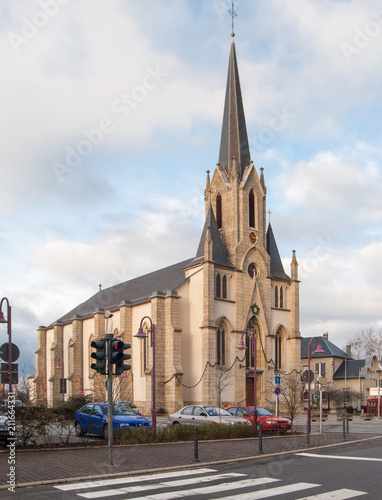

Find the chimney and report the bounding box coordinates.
[323,332,328,340]
[346,345,352,357]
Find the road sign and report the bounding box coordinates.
[301,369,314,383]
[274,387,281,395]
[275,376,280,385]
[317,376,327,384]
[0,343,20,363]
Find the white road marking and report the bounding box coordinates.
[130,479,308,500]
[294,488,367,499]
[77,472,249,499]
[54,468,217,491]
[296,452,382,462]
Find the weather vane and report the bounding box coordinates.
[228,1,237,36]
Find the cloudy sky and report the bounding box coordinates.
[1,0,382,372]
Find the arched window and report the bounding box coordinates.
[246,316,259,369]
[216,274,221,298]
[275,286,279,308]
[216,325,225,366]
[216,193,222,229]
[222,275,227,299]
[280,287,283,308]
[275,328,283,370]
[249,189,255,228]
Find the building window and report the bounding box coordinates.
[249,189,255,228]
[216,326,225,366]
[275,330,282,370]
[245,316,259,369]
[216,274,221,298]
[216,193,222,229]
[275,286,278,308]
[222,275,227,299]
[315,362,326,377]
[280,287,283,308]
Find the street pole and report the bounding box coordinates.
[319,383,323,435]
[106,333,113,466]
[236,329,257,437]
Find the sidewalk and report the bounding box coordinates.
[1,415,381,489]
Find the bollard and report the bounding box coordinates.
[258,423,263,453]
[306,418,310,447]
[342,415,346,440]
[193,426,200,462]
[346,414,350,435]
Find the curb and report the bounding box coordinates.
[3,434,381,490]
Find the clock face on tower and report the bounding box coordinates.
[249,232,257,244]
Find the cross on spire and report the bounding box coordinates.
[268,209,272,224]
[228,1,237,36]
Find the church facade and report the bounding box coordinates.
[32,36,301,412]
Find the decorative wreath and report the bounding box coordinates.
[251,303,260,316]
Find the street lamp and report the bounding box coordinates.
[237,329,257,436]
[0,297,13,393]
[55,358,65,404]
[307,337,325,438]
[134,316,156,438]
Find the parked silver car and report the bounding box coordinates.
[167,405,251,426]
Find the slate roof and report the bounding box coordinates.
[218,37,251,179]
[301,337,353,360]
[53,258,192,326]
[187,206,233,269]
[266,223,290,281]
[333,359,365,379]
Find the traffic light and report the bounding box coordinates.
[91,339,106,374]
[116,343,131,375]
[110,339,123,365]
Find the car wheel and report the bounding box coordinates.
[75,422,84,437]
[103,425,108,439]
[172,421,180,425]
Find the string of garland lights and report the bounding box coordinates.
[164,304,300,388]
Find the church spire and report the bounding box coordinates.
[218,36,251,180]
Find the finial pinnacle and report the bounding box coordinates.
[228,1,237,36]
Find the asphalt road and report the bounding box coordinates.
[4,439,381,499]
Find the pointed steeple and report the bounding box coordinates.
[218,36,251,180]
[267,223,290,280]
[188,205,233,268]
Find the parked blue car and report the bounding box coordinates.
[74,403,152,439]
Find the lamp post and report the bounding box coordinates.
[134,316,156,438]
[237,329,257,437]
[307,337,325,439]
[55,358,65,404]
[0,297,13,394]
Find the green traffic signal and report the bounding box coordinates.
[90,339,106,374]
[116,343,131,375]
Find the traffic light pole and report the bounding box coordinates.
[106,333,113,466]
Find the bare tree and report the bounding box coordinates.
[91,372,133,402]
[346,327,382,363]
[270,372,304,430]
[215,366,233,409]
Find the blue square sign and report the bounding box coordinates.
[275,376,280,385]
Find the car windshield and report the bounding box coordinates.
[204,406,232,416]
[245,407,272,416]
[103,405,138,416]
[256,408,273,416]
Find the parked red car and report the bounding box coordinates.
[225,406,291,433]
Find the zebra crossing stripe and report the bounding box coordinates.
[126,479,310,500]
[77,472,251,499]
[55,468,217,491]
[294,488,367,499]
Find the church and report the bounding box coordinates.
[32,35,301,412]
